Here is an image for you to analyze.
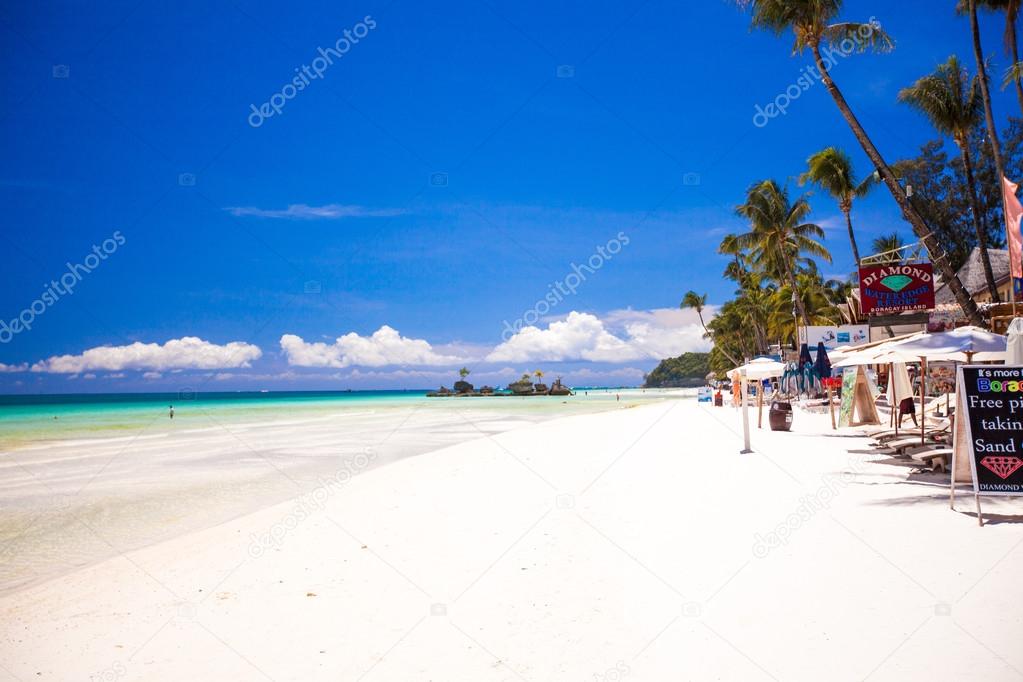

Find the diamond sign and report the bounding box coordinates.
[880,274,913,292]
[980,456,1023,480]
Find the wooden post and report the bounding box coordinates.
[827,381,836,429]
[891,363,898,436]
[920,356,927,446]
[757,381,763,429]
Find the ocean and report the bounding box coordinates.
[0,388,688,451]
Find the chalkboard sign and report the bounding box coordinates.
[955,365,1023,496]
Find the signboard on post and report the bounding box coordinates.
[798,325,869,350]
[837,366,880,428]
[859,263,935,315]
[950,365,1023,525]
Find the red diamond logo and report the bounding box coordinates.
[980,456,1023,480]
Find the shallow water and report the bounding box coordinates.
[0,389,694,594]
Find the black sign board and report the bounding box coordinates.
[953,366,1023,509]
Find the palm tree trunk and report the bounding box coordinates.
[843,207,861,267]
[698,310,741,367]
[779,247,811,328]
[1009,14,1023,114]
[810,43,985,327]
[959,142,1001,300]
[970,0,1006,303]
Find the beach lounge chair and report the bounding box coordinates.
[870,417,950,442]
[910,448,952,473]
[876,433,949,457]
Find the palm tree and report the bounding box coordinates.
[899,56,1000,300]
[731,276,773,354]
[973,0,1023,112]
[871,233,905,263]
[964,0,1008,298]
[718,233,749,284]
[682,290,740,365]
[799,147,877,266]
[735,180,830,328]
[533,369,544,385]
[458,367,470,380]
[767,273,840,347]
[734,0,984,327]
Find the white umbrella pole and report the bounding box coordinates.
[741,370,752,454]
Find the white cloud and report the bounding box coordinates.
[486,310,710,363]
[143,372,162,380]
[486,312,638,363]
[226,204,405,220]
[0,362,28,373]
[280,326,463,368]
[31,337,263,374]
[603,307,712,358]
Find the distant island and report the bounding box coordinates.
[643,352,711,388]
[428,368,573,397]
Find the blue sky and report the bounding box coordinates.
[0,0,1018,392]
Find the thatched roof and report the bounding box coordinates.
[934,248,1010,304]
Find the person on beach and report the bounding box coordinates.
[898,397,916,427]
[169,405,174,419]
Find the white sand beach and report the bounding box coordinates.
[2,398,1022,681]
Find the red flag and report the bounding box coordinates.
[1003,176,1023,279]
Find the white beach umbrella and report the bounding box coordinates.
[1008,318,1023,364]
[884,326,1006,363]
[727,357,786,380]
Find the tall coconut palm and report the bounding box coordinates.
[963,0,1008,298]
[734,0,984,327]
[718,233,749,284]
[899,55,1000,300]
[735,180,830,328]
[682,290,740,365]
[731,276,773,354]
[973,0,1023,113]
[799,147,877,266]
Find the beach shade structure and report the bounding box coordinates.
[813,342,832,379]
[882,326,1007,363]
[781,363,799,395]
[802,363,821,395]
[798,344,813,370]
[879,326,1006,445]
[814,342,835,426]
[727,357,787,381]
[796,344,814,396]
[886,363,914,435]
[728,358,786,430]
[1007,318,1023,364]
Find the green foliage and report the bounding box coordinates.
[894,118,1022,270]
[643,353,712,388]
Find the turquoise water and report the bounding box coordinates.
[0,389,679,450]
[0,391,428,449]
